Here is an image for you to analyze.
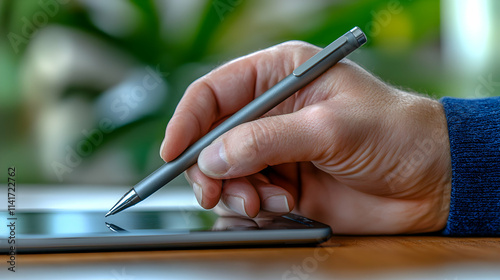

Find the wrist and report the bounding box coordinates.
[413,97,452,233]
[394,94,452,233]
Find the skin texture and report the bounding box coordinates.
[160,41,452,235]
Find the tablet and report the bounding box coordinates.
[1,210,332,253]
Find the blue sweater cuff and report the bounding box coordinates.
[440,97,500,236]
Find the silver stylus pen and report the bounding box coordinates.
[106,27,367,217]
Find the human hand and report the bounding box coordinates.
[160,41,451,234]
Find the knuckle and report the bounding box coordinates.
[277,40,313,50]
[242,123,265,160]
[303,104,336,131]
[238,120,277,162]
[301,104,338,157]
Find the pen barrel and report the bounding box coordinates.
[134,28,365,200]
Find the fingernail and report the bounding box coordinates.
[159,140,165,158]
[184,172,193,185]
[262,195,290,213]
[224,195,248,217]
[193,183,203,206]
[198,141,229,176]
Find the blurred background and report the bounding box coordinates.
[0,0,499,187]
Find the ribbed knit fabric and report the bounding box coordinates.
[440,97,500,236]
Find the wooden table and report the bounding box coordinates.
[7,236,500,280]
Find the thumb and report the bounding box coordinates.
[197,105,330,179]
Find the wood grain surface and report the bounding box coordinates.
[10,236,500,280]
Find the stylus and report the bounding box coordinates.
[105,27,367,217]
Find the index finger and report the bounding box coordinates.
[161,41,319,161]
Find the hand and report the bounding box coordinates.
[160,41,452,234]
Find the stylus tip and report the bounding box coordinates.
[105,189,141,217]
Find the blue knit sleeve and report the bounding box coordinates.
[440,97,500,236]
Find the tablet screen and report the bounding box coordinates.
[1,210,314,238]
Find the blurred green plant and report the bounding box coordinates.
[0,0,443,184]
